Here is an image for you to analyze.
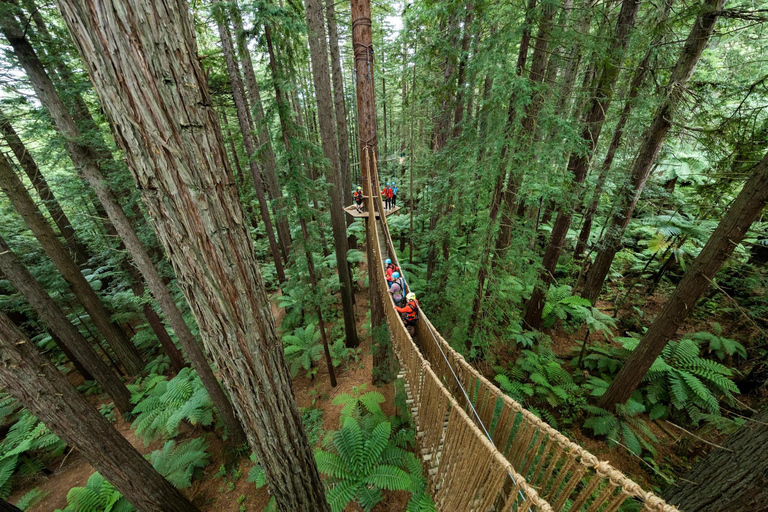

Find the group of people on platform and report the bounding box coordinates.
[384,258,419,337]
[351,182,399,213]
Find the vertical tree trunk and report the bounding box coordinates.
[522,0,640,330]
[574,1,672,260]
[0,234,132,414]
[582,0,727,303]
[304,0,359,348]
[228,2,292,261]
[325,0,353,212]
[0,108,89,266]
[56,0,329,508]
[0,151,143,375]
[0,313,198,512]
[598,148,767,409]
[452,3,474,139]
[664,405,768,511]
[214,9,286,284]
[351,0,388,384]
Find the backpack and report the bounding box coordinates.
[403,299,419,324]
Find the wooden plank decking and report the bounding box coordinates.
[343,205,401,218]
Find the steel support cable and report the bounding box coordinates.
[367,151,531,507]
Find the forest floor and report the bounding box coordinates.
[7,284,409,512]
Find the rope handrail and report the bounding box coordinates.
[363,148,678,512]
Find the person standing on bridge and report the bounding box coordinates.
[388,272,405,307]
[391,182,398,208]
[395,292,419,337]
[354,186,364,213]
[385,259,399,283]
[382,183,392,210]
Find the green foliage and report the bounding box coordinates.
[129,367,214,444]
[148,438,211,488]
[15,488,48,510]
[684,323,746,361]
[247,453,267,489]
[0,410,66,498]
[332,385,385,422]
[315,417,415,512]
[56,473,133,512]
[644,338,740,425]
[582,397,659,458]
[541,285,614,335]
[283,323,324,379]
[301,406,326,447]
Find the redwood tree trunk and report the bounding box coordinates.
[325,0,353,212]
[0,108,89,266]
[0,234,132,414]
[598,147,767,409]
[582,0,727,303]
[215,8,286,284]
[305,0,360,348]
[664,405,768,511]
[228,2,292,261]
[0,313,198,512]
[55,0,330,508]
[0,149,143,375]
[522,0,641,330]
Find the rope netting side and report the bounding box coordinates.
[364,181,550,511]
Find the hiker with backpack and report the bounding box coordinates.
[388,272,405,307]
[354,186,364,213]
[391,182,398,207]
[395,292,419,337]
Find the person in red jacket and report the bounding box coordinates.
[382,183,393,210]
[395,292,419,337]
[353,186,364,213]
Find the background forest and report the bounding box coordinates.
[0,0,767,510]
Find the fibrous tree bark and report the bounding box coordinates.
[0,312,198,512]
[0,149,143,375]
[664,405,768,511]
[214,7,286,284]
[304,0,360,348]
[0,108,89,266]
[582,0,728,303]
[0,234,132,414]
[55,0,330,508]
[598,146,767,409]
[522,0,641,330]
[351,0,389,384]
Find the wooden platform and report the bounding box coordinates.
[344,205,401,218]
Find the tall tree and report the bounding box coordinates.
[325,0,353,212]
[304,0,360,348]
[0,234,132,414]
[214,6,286,283]
[0,108,89,266]
[663,404,768,511]
[0,312,199,512]
[0,150,143,375]
[581,0,728,303]
[228,1,293,261]
[55,0,330,508]
[598,147,768,408]
[522,0,641,330]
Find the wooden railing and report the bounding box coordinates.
[367,177,677,511]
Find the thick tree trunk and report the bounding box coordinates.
[522,0,640,330]
[0,108,89,266]
[452,4,474,139]
[0,313,198,512]
[56,0,329,509]
[351,0,388,384]
[215,9,286,284]
[0,151,143,374]
[598,147,767,409]
[664,405,768,511]
[325,0,353,213]
[582,0,727,304]
[574,2,672,260]
[228,2,292,261]
[304,0,360,348]
[0,234,132,414]
[0,499,22,512]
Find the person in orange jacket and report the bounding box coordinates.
[395,292,419,337]
[353,186,364,213]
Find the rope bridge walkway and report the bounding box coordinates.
[358,168,677,511]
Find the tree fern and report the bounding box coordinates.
[331,384,385,421]
[129,367,215,443]
[148,438,211,488]
[56,473,133,512]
